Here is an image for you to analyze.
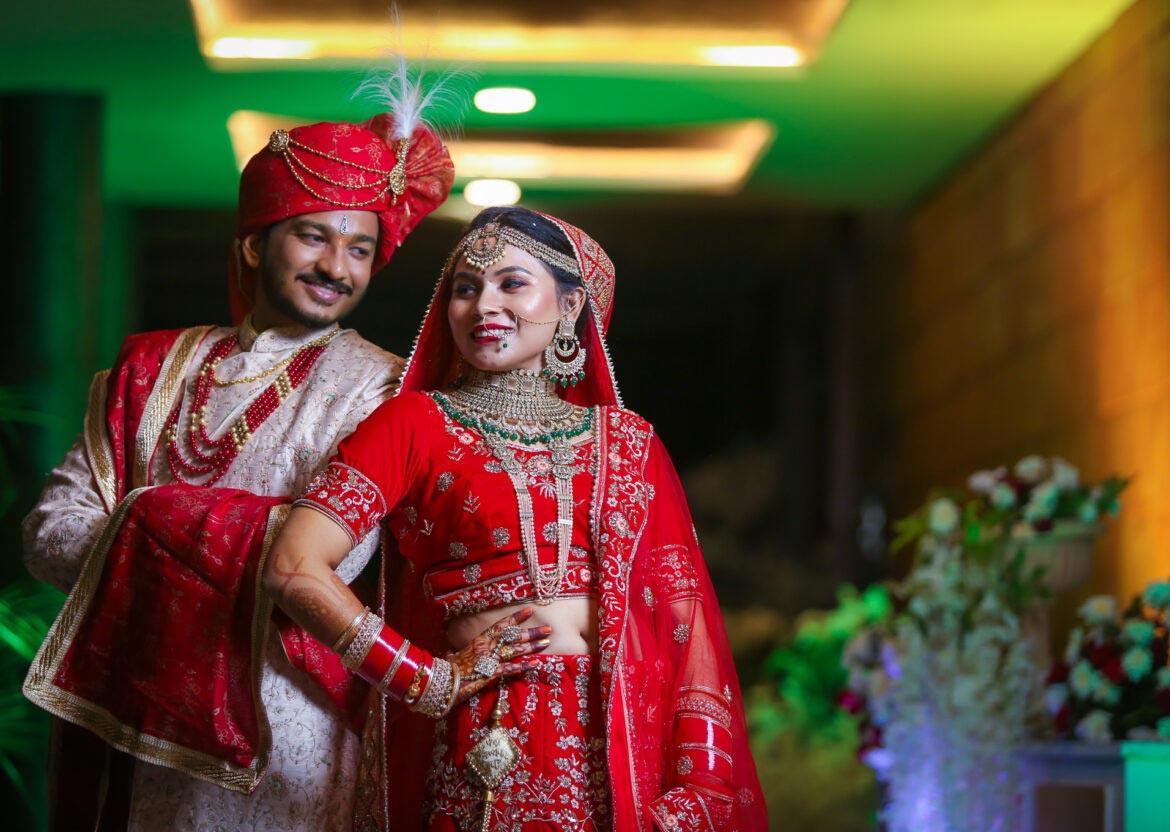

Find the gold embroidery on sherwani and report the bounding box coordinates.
[134,326,215,489]
[83,369,117,513]
[22,489,284,794]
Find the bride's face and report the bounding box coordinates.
[447,245,582,375]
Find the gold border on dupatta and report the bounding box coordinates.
[83,370,118,514]
[594,410,658,829]
[22,491,283,794]
[133,325,215,489]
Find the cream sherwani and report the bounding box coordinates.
[23,317,401,832]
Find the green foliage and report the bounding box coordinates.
[746,585,890,829]
[0,387,53,518]
[755,585,891,741]
[748,709,879,832]
[0,581,61,799]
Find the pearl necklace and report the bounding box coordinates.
[164,330,338,485]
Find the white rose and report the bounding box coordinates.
[1045,684,1069,716]
[1069,659,1098,698]
[968,468,1005,494]
[1091,676,1121,706]
[1051,457,1080,489]
[861,747,893,774]
[1078,595,1118,625]
[1074,709,1115,743]
[990,483,1018,510]
[1015,455,1050,485]
[927,497,961,536]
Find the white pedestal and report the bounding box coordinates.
[1016,742,1124,832]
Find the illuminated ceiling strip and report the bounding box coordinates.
[226,111,776,193]
[190,2,812,67]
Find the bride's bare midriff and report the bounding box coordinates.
[447,597,598,654]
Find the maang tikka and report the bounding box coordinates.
[542,319,586,387]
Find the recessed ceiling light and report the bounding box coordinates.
[703,45,803,67]
[464,179,523,207]
[211,38,317,60]
[474,87,537,115]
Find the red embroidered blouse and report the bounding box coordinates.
[296,391,599,620]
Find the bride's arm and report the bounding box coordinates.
[264,505,366,645]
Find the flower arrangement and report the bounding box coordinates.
[840,538,1037,832]
[1046,580,1170,742]
[966,455,1126,532]
[839,455,1128,832]
[747,585,890,831]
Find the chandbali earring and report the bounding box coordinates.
[542,319,586,387]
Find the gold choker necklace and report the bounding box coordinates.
[435,369,591,446]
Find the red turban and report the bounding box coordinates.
[229,117,455,323]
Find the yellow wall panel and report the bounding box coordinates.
[883,0,1170,605]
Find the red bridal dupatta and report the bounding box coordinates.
[23,329,361,800]
[354,215,766,832]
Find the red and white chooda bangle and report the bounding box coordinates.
[338,610,454,718]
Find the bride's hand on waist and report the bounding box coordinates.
[447,607,551,706]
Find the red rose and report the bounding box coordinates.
[1156,688,1170,714]
[860,724,883,749]
[1151,638,1168,667]
[1102,656,1126,684]
[1046,662,1070,685]
[1054,704,1070,735]
[1088,641,1120,668]
[1032,518,1054,533]
[838,690,867,715]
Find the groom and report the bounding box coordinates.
[22,116,453,831]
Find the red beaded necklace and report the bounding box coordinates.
[164,330,337,485]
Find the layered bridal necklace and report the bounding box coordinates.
[432,369,594,604]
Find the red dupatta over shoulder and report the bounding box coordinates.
[357,215,766,832]
[24,329,364,798]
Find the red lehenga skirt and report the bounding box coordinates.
[426,654,612,832]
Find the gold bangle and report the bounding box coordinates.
[330,607,370,653]
[341,611,382,670]
[446,665,461,715]
[412,658,453,719]
[405,665,429,703]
